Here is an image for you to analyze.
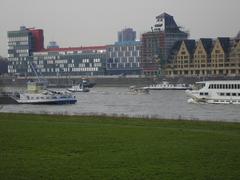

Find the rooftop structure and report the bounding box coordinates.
[154,12,180,32]
[47,41,59,49]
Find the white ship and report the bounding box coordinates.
[67,84,90,92]
[12,81,77,105]
[144,81,191,90]
[186,80,240,104]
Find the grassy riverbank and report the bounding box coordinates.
[0,113,239,179]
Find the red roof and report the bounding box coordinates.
[39,46,107,52]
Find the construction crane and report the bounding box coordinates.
[29,62,48,87]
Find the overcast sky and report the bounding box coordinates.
[0,0,240,56]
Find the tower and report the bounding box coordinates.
[118,28,136,43]
[141,13,188,76]
[7,26,44,75]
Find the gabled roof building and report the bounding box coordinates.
[165,34,240,77]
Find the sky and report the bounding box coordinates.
[0,0,240,57]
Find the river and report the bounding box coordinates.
[1,87,240,122]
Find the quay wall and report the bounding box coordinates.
[1,75,240,88]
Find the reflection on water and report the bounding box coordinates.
[1,87,240,122]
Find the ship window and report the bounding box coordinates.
[220,93,224,96]
[223,84,226,89]
[200,92,204,96]
[205,92,209,96]
[238,84,240,89]
[238,93,240,96]
[220,84,223,89]
[232,93,237,96]
[226,93,231,96]
[214,84,217,89]
[217,84,220,89]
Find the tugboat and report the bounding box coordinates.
[12,81,77,105]
[81,78,96,88]
[67,83,90,92]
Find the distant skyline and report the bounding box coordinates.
[1,0,240,57]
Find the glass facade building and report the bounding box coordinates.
[7,26,36,75]
[7,27,107,77]
[118,28,136,43]
[32,47,106,76]
[106,41,142,75]
[106,28,142,75]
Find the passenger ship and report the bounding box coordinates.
[144,81,191,90]
[185,80,240,104]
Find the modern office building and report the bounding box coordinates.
[141,13,188,76]
[7,26,43,75]
[165,35,240,77]
[118,28,136,43]
[28,28,44,52]
[32,46,106,76]
[106,28,142,75]
[7,26,107,77]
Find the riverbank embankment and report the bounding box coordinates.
[1,75,240,88]
[0,113,239,179]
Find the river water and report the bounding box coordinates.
[1,87,240,122]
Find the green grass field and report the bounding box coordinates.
[0,113,240,179]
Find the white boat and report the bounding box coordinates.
[144,81,191,90]
[12,81,77,104]
[67,84,90,92]
[185,80,240,104]
[128,86,150,95]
